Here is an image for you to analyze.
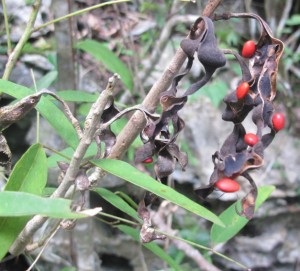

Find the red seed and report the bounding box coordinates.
[214,178,240,193]
[236,82,250,100]
[242,40,256,58]
[272,113,285,131]
[142,157,153,164]
[244,133,259,146]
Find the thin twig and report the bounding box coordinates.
[2,0,41,81]
[100,105,158,131]
[32,0,131,33]
[30,69,40,144]
[41,90,83,138]
[1,0,12,54]
[107,0,223,160]
[152,202,222,271]
[25,220,61,252]
[25,226,60,271]
[276,0,293,37]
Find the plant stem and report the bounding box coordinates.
[10,75,119,256]
[32,0,131,33]
[42,144,72,161]
[155,229,249,270]
[2,0,41,81]
[1,0,12,54]
[30,69,40,144]
[97,212,139,226]
[107,0,223,160]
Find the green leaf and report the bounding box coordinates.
[57,90,98,103]
[47,147,74,168]
[188,78,228,108]
[0,80,79,148]
[47,142,98,168]
[210,185,275,245]
[286,14,300,26]
[59,267,76,271]
[34,70,58,91]
[36,97,79,149]
[0,79,33,97]
[76,39,133,91]
[93,188,141,222]
[0,144,47,260]
[118,225,181,271]
[4,144,47,192]
[0,191,88,218]
[92,159,224,226]
[201,79,228,108]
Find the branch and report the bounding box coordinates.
[41,90,83,138]
[9,74,120,256]
[107,0,223,160]
[32,0,131,33]
[2,0,41,81]
[1,0,12,54]
[152,202,222,271]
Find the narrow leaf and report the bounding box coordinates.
[36,97,79,149]
[0,144,47,260]
[0,79,33,97]
[92,159,224,226]
[76,39,133,91]
[93,188,141,222]
[118,225,181,271]
[47,142,98,168]
[4,144,47,193]
[210,185,275,245]
[0,191,88,218]
[34,70,58,90]
[57,90,98,103]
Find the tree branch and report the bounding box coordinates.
[1,0,12,54]
[2,0,41,81]
[9,74,120,256]
[108,0,223,160]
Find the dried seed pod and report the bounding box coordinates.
[0,93,41,132]
[0,134,12,172]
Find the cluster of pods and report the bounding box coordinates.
[135,13,285,219]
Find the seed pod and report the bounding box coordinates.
[244,133,259,146]
[215,178,240,192]
[242,40,256,58]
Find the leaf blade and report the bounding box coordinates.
[36,96,79,149]
[57,90,98,103]
[93,188,141,222]
[210,185,275,245]
[0,144,47,260]
[92,159,224,226]
[76,39,133,91]
[0,191,86,218]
